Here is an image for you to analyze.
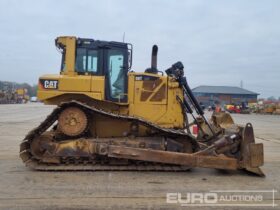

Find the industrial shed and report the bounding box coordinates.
[192,85,259,107]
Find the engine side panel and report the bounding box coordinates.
[128,73,184,128]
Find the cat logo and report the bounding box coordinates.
[40,79,59,89]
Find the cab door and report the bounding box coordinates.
[104,47,128,103]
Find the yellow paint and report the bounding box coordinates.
[59,75,91,92]
[16,88,26,95]
[56,36,76,76]
[37,36,185,129]
[91,76,105,99]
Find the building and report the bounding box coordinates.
[192,85,259,107]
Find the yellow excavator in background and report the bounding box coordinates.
[20,36,264,176]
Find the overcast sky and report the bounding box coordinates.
[0,0,279,98]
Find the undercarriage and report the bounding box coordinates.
[19,101,264,176]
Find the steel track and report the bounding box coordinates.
[20,100,198,171]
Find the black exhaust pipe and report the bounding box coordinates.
[145,45,158,74]
[151,45,158,70]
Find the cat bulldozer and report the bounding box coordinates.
[20,36,264,176]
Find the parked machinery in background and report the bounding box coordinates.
[15,88,29,103]
[253,100,280,115]
[225,103,250,114]
[0,86,29,104]
[0,84,17,104]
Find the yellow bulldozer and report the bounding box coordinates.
[20,36,264,176]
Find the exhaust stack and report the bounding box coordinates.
[151,45,158,70]
[145,45,158,74]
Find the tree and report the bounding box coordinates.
[267,96,276,101]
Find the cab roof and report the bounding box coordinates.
[77,38,129,49]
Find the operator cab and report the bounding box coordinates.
[57,37,132,103]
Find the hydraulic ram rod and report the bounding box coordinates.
[176,95,205,134]
[182,83,215,135]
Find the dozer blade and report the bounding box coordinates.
[240,123,265,176]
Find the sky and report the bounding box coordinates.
[0,0,279,98]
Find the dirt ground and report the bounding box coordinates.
[0,103,279,210]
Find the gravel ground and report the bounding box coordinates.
[0,103,279,210]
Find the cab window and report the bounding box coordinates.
[75,48,98,74]
[87,50,98,73]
